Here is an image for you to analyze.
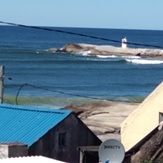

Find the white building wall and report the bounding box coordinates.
[121,82,163,151]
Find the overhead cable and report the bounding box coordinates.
[15,83,106,105]
[0,20,163,49]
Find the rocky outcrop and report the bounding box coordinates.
[48,48,63,53]
[62,44,89,53]
[63,101,139,141]
[49,43,163,58]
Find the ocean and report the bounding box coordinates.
[0,25,163,108]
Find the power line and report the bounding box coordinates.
[15,83,107,105]
[1,21,163,105]
[0,20,163,49]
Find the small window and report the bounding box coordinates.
[159,112,163,123]
[58,132,66,147]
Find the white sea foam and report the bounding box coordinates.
[82,50,91,56]
[126,58,163,64]
[121,56,141,59]
[75,50,91,56]
[97,55,117,58]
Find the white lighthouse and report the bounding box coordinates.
[122,37,127,48]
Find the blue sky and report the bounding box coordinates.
[0,0,163,30]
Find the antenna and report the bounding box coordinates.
[98,139,125,163]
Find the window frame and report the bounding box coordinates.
[58,132,67,148]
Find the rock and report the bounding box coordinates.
[49,48,63,53]
[63,101,139,141]
[49,43,163,58]
[62,44,89,53]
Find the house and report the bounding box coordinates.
[123,124,163,162]
[121,81,163,152]
[0,104,101,163]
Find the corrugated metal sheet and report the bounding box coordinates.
[0,104,71,147]
[0,156,67,163]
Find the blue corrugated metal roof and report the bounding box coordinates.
[0,104,71,147]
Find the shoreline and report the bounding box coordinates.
[4,94,144,109]
[49,43,163,58]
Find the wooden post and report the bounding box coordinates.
[79,150,84,163]
[0,66,4,104]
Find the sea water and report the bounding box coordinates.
[0,25,163,108]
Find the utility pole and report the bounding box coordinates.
[0,66,4,104]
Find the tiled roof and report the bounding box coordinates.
[0,104,71,147]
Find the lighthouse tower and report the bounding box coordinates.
[122,37,127,48]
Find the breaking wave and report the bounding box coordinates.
[3,95,143,109]
[73,50,91,56]
[126,58,163,64]
[70,53,163,65]
[97,55,117,58]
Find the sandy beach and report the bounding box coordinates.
[63,101,140,141]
